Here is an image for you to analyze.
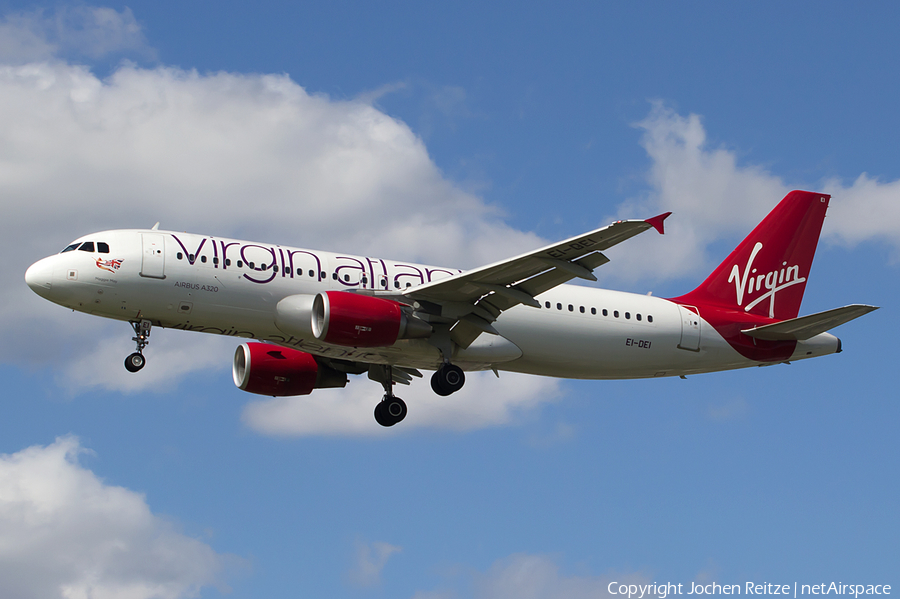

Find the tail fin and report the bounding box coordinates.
[674,190,830,320]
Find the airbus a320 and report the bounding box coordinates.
[25,191,877,427]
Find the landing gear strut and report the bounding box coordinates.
[372,365,407,427]
[431,363,465,396]
[125,319,151,373]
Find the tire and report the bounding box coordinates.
[431,371,452,396]
[374,400,394,427]
[384,396,407,424]
[124,352,145,373]
[432,364,465,395]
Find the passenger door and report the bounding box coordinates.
[140,234,166,279]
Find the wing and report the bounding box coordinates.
[402,213,671,348]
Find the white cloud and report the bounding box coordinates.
[0,436,233,599]
[242,371,562,436]
[603,102,900,285]
[602,102,790,284]
[0,14,541,390]
[0,6,152,64]
[58,324,233,394]
[705,397,748,422]
[411,553,651,599]
[823,173,900,251]
[347,540,401,587]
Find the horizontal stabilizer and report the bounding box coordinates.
[742,304,879,341]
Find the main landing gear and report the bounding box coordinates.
[369,361,466,427]
[371,365,407,427]
[124,319,151,373]
[431,363,465,396]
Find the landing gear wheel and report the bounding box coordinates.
[431,363,465,396]
[374,395,407,427]
[124,352,145,373]
[384,395,407,423]
[125,320,152,373]
[431,373,451,396]
[374,401,392,427]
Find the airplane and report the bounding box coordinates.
[25,190,877,427]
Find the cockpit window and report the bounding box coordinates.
[61,243,79,253]
[97,242,109,253]
[78,242,95,252]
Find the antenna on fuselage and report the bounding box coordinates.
[151,222,160,231]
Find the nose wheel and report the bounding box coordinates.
[124,352,145,372]
[125,320,151,373]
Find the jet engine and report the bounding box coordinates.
[274,294,316,339]
[311,291,432,347]
[233,342,347,396]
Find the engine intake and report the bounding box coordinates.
[311,291,432,347]
[233,342,347,396]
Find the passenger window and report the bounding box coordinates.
[545,301,551,309]
[648,315,654,323]
[344,274,350,282]
[579,306,585,313]
[602,309,608,316]
[97,242,109,253]
[636,314,642,321]
[249,262,255,269]
[273,264,278,273]
[260,263,266,271]
[321,272,327,279]
[568,304,573,312]
[332,273,338,280]
[237,260,243,268]
[177,252,184,260]
[362,277,368,285]
[78,242,95,252]
[189,254,195,262]
[201,255,207,263]
[394,280,400,289]
[625,312,631,319]
[225,259,231,266]
[213,257,219,265]
[557,303,562,310]
[61,243,79,253]
[614,310,619,318]
[308,270,313,277]
[591,308,596,315]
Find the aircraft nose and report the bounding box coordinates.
[25,257,54,298]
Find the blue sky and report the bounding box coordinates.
[0,2,897,598]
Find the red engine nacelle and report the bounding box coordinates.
[311,291,432,348]
[233,342,346,396]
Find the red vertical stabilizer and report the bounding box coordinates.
[672,190,830,321]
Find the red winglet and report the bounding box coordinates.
[645,212,672,235]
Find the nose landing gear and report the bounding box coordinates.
[124,319,151,373]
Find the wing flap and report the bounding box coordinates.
[742,304,879,341]
[404,216,667,306]
[401,213,669,351]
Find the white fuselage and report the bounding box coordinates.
[25,229,840,379]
